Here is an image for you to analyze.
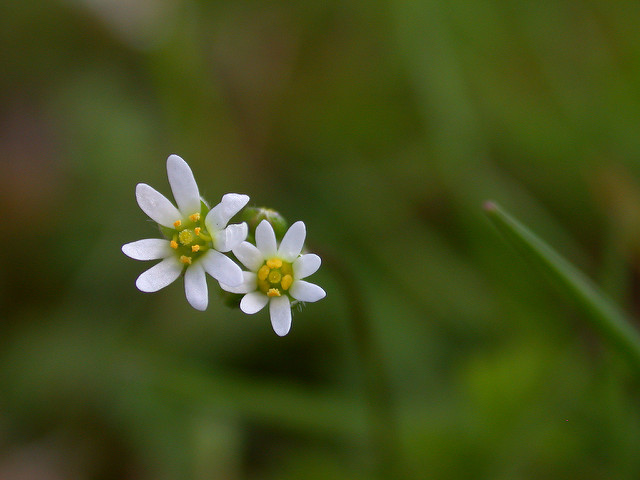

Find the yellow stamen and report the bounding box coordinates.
[268,270,282,283]
[258,265,270,281]
[194,227,201,236]
[170,240,178,249]
[174,220,182,228]
[281,274,293,291]
[180,255,192,265]
[266,258,282,269]
[267,288,281,297]
[191,245,200,252]
[189,213,200,222]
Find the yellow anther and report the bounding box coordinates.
[189,213,200,222]
[267,288,281,297]
[174,220,182,228]
[179,229,194,245]
[266,258,283,269]
[268,270,282,284]
[194,227,201,236]
[258,265,270,281]
[170,240,178,249]
[191,244,200,252]
[180,255,192,265]
[281,274,293,291]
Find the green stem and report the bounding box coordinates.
[484,201,640,371]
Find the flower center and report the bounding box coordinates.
[257,257,293,297]
[169,212,212,265]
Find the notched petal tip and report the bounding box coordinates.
[205,193,251,231]
[221,192,250,207]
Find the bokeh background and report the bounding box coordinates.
[3,0,640,478]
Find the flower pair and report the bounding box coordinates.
[122,155,325,336]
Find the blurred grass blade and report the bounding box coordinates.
[484,201,640,371]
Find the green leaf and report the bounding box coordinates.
[484,201,640,372]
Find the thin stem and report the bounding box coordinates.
[484,201,640,372]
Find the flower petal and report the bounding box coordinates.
[184,262,208,311]
[269,295,292,336]
[213,222,248,253]
[233,241,264,272]
[167,154,201,216]
[136,183,182,228]
[289,280,326,303]
[122,239,171,261]
[255,220,277,258]
[220,271,257,294]
[135,257,182,292]
[200,249,243,286]
[278,221,306,262]
[240,291,269,314]
[293,254,321,279]
[205,193,250,231]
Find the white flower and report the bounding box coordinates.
[220,220,326,336]
[122,154,249,311]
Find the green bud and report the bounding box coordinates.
[240,207,289,241]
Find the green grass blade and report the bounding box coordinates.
[484,201,640,371]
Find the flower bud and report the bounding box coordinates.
[240,207,289,241]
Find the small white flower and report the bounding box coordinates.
[122,154,249,311]
[220,220,326,336]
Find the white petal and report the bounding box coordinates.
[200,250,243,286]
[293,254,321,279]
[233,242,264,272]
[135,257,182,292]
[278,221,306,262]
[220,271,257,294]
[213,222,248,253]
[205,193,250,231]
[269,295,292,336]
[122,239,171,261]
[289,280,326,303]
[167,154,201,216]
[255,220,277,258]
[136,183,182,228]
[184,262,208,311]
[240,291,269,314]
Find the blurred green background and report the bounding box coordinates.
[3,0,640,478]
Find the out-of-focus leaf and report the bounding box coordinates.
[484,201,640,371]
